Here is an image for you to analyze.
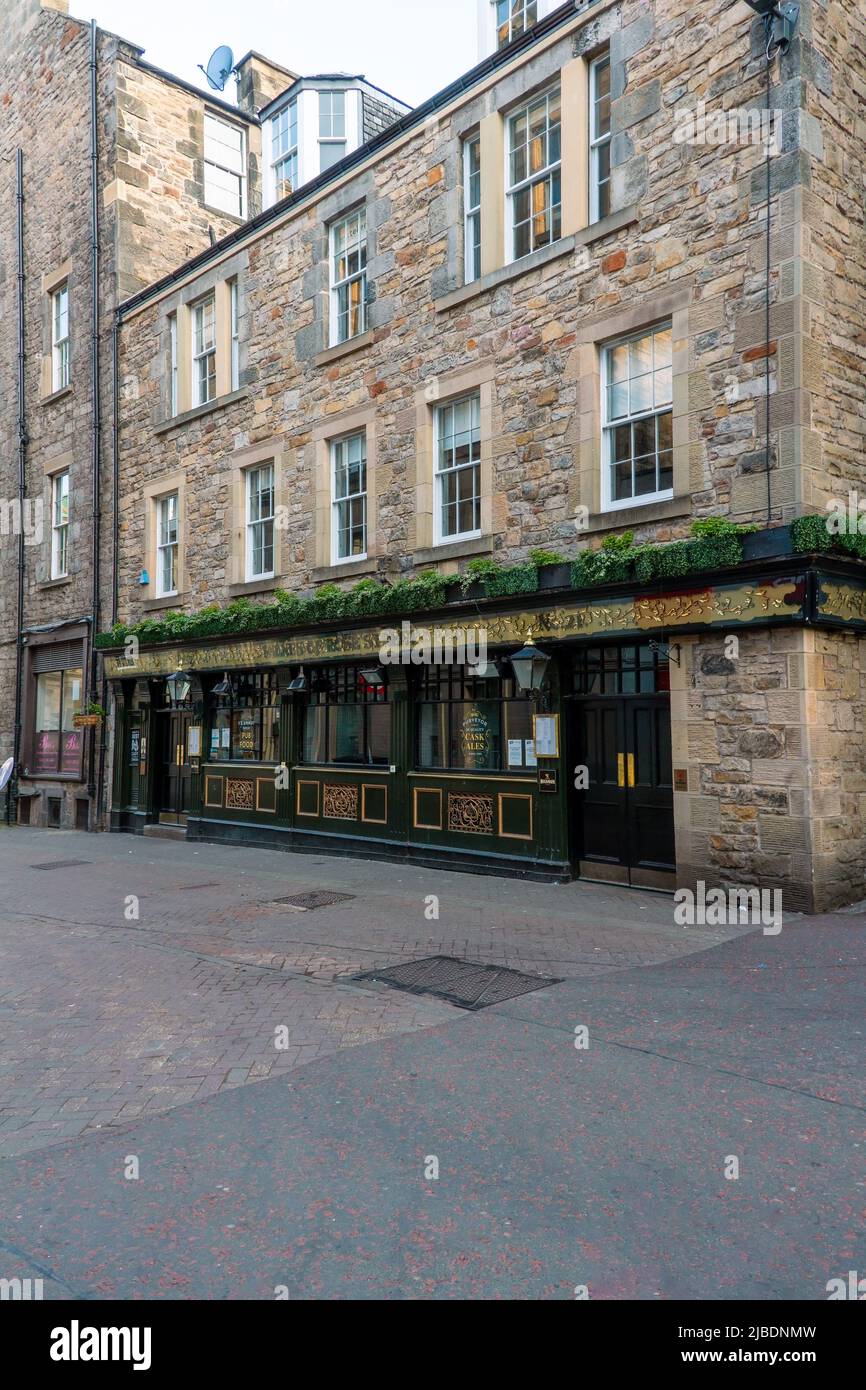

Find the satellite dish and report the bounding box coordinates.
[200,45,235,92]
[0,757,13,793]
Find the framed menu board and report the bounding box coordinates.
[532,714,560,759]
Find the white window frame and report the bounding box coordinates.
[331,433,368,563]
[330,208,367,347]
[192,295,216,408]
[495,0,538,50]
[203,111,247,218]
[318,90,347,172]
[589,53,612,224]
[156,492,179,598]
[434,393,483,546]
[245,463,276,581]
[169,313,178,416]
[51,284,70,393]
[506,85,562,264]
[601,322,674,513]
[271,99,299,199]
[50,470,69,579]
[464,136,482,284]
[230,280,240,392]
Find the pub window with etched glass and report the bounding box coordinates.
[33,667,83,775]
[302,666,391,766]
[507,85,561,262]
[416,665,533,772]
[210,672,280,762]
[602,323,673,510]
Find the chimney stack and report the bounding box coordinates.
[234,51,298,116]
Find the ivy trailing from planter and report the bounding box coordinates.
[571,518,753,591]
[791,513,866,561]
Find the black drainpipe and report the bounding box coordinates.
[7,150,26,826]
[88,18,102,808]
[763,17,775,526]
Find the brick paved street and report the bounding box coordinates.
[0,828,751,1159]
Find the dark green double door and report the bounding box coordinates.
[156,710,194,826]
[572,695,675,889]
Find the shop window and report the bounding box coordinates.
[302,666,390,767]
[33,666,83,775]
[572,642,670,696]
[416,665,533,772]
[210,672,280,763]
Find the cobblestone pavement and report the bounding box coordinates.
[0,828,752,1159]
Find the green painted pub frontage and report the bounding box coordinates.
[100,541,866,898]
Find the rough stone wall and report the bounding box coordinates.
[115,0,849,614]
[673,625,866,915]
[108,44,262,299]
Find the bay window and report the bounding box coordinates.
[602,323,674,509]
[302,666,391,767]
[507,86,561,261]
[496,1,538,49]
[319,91,347,171]
[272,99,299,198]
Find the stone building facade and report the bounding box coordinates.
[90,0,866,909]
[0,0,275,829]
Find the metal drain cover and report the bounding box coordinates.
[268,891,355,911]
[354,956,561,1011]
[30,860,92,871]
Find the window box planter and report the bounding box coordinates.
[537,563,573,592]
[740,526,792,562]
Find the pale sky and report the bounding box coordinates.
[77,0,480,110]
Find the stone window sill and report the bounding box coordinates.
[434,205,639,314]
[154,388,248,435]
[140,592,188,612]
[312,557,379,582]
[40,384,73,407]
[314,330,374,369]
[38,577,72,591]
[227,579,281,599]
[583,497,691,535]
[414,535,494,565]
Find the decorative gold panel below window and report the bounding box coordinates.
[323,784,359,821]
[225,779,254,811]
[448,793,494,835]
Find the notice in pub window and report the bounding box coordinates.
[507,738,524,768]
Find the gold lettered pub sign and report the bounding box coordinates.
[102,575,808,679]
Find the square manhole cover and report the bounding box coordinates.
[353,956,561,1011]
[30,861,92,871]
[268,891,355,911]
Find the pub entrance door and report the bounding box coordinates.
[155,708,194,826]
[568,642,675,890]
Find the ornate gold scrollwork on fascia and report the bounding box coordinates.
[323,784,359,821]
[819,580,866,623]
[447,793,494,836]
